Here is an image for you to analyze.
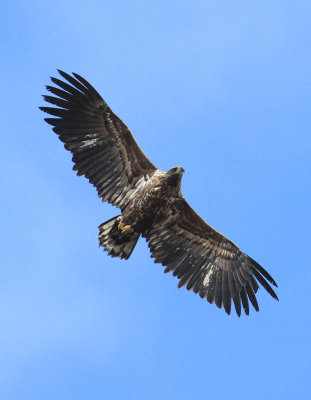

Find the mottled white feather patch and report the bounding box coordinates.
[202,264,215,287]
[80,137,102,149]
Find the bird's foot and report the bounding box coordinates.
[118,222,132,234]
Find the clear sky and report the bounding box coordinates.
[1,1,310,399]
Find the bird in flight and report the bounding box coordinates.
[40,70,278,316]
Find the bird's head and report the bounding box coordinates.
[167,166,185,176]
[166,166,185,187]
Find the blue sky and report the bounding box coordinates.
[1,1,310,399]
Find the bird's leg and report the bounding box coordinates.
[118,222,132,234]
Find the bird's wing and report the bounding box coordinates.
[40,70,157,210]
[145,199,278,316]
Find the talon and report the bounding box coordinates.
[122,225,132,234]
[118,222,132,234]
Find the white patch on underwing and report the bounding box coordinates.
[80,138,101,149]
[202,265,215,287]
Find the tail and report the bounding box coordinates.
[98,216,140,260]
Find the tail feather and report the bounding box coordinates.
[98,216,139,260]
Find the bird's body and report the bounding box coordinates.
[99,167,185,260]
[40,70,278,316]
[118,167,183,232]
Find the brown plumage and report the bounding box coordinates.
[40,70,278,316]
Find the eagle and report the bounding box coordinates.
[40,70,278,316]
